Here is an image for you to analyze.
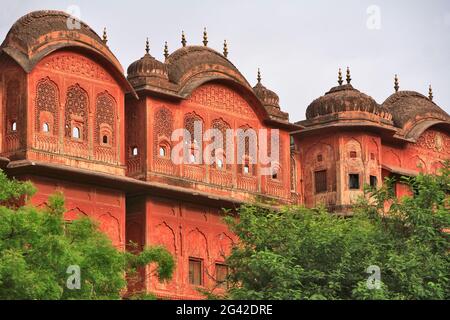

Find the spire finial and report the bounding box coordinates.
[164,41,169,59]
[181,31,187,47]
[338,68,343,86]
[429,84,433,101]
[145,38,150,55]
[394,74,399,92]
[257,68,262,83]
[102,27,108,44]
[203,27,208,46]
[346,67,352,84]
[223,39,228,58]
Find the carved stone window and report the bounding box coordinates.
[65,84,88,141]
[212,118,231,170]
[36,78,59,135]
[184,113,203,164]
[96,92,115,147]
[6,80,21,136]
[154,107,174,157]
[350,151,357,158]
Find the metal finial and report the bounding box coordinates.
[164,41,169,59]
[102,27,108,44]
[338,68,343,86]
[394,74,399,92]
[203,27,208,46]
[257,68,262,83]
[145,38,150,55]
[429,85,433,101]
[223,39,228,58]
[181,31,187,47]
[346,67,352,84]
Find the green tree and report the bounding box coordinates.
[0,170,174,300]
[223,164,449,300]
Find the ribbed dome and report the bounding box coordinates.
[306,84,391,120]
[382,91,450,128]
[127,52,168,80]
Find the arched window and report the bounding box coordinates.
[36,78,59,135]
[65,84,88,141]
[159,145,167,157]
[96,92,115,147]
[154,107,173,158]
[216,158,224,169]
[212,118,231,170]
[11,121,17,132]
[132,147,139,156]
[72,127,80,139]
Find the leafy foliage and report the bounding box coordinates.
[224,163,449,300]
[0,170,174,300]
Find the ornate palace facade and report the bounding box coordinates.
[0,11,449,299]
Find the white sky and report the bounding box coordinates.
[1,0,449,122]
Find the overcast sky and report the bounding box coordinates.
[1,0,449,122]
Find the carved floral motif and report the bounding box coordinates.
[189,84,256,119]
[43,54,113,83]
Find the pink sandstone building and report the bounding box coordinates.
[0,11,449,299]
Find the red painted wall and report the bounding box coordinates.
[26,175,126,249]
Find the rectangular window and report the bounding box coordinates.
[370,175,378,188]
[215,264,229,289]
[349,174,360,190]
[314,170,327,194]
[189,258,203,286]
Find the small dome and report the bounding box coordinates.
[127,40,167,81]
[127,52,168,80]
[306,84,391,120]
[252,70,280,109]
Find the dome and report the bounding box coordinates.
[1,10,105,54]
[253,76,280,109]
[382,91,450,129]
[306,84,391,120]
[127,53,168,80]
[0,10,134,95]
[165,45,249,88]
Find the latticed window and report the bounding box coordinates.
[315,170,327,194]
[96,92,115,146]
[65,84,88,140]
[36,78,59,135]
[154,107,173,156]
